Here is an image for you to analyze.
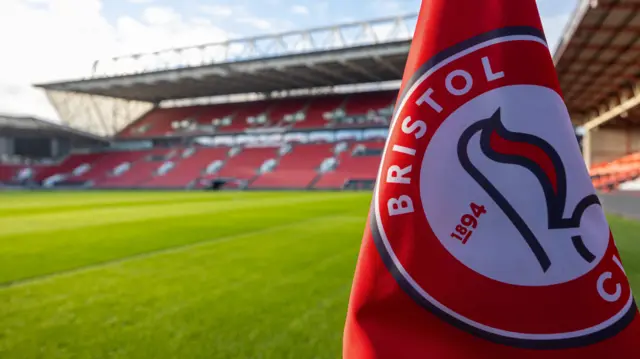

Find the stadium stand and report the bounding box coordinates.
[119,106,201,138]
[72,150,154,185]
[5,7,640,197]
[251,143,336,189]
[1,89,393,190]
[590,152,640,192]
[115,91,395,139]
[553,0,640,192]
[1,15,410,191]
[215,147,279,182]
[338,91,395,128]
[93,149,171,188]
[0,164,23,184]
[315,141,383,189]
[144,147,229,188]
[295,95,346,129]
[35,153,105,182]
[194,103,236,131]
[13,8,633,193]
[266,98,309,129]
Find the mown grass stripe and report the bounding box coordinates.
[0,214,361,290]
[0,193,357,237]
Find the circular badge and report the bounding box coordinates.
[371,27,636,349]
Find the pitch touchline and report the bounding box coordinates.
[0,214,361,290]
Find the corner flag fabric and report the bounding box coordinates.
[343,1,640,358]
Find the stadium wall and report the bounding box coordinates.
[591,127,640,165]
[599,192,640,220]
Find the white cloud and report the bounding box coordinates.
[199,4,234,17]
[237,17,273,30]
[141,6,180,25]
[0,0,229,122]
[128,0,154,3]
[291,5,309,15]
[0,0,574,125]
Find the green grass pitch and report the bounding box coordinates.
[0,191,639,358]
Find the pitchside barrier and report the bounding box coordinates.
[598,192,640,220]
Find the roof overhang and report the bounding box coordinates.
[0,115,109,143]
[554,0,640,126]
[35,14,416,104]
[36,41,409,103]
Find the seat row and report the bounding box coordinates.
[119,91,396,138]
[0,141,384,190]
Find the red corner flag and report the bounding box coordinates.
[343,1,640,358]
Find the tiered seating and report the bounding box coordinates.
[353,140,385,150]
[93,149,171,187]
[590,152,640,191]
[0,164,23,183]
[71,150,152,183]
[3,138,386,189]
[314,142,384,189]
[34,153,105,181]
[215,147,279,180]
[294,96,344,129]
[0,164,52,184]
[334,91,395,128]
[120,106,201,138]
[216,102,271,133]
[267,98,308,128]
[344,91,395,116]
[145,147,229,188]
[251,143,335,188]
[195,104,236,127]
[115,91,395,139]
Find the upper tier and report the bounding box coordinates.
[118,91,397,139]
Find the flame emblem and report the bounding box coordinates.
[457,108,601,272]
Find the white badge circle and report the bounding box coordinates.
[420,85,609,286]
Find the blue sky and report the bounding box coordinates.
[0,0,578,120]
[100,0,577,43]
[102,0,423,36]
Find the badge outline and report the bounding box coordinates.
[370,27,637,349]
[457,107,600,271]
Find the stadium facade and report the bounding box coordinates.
[555,0,640,191]
[1,1,639,192]
[1,15,415,190]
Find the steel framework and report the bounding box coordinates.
[37,14,417,137]
[45,90,153,137]
[91,14,417,79]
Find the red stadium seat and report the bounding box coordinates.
[120,106,201,138]
[251,143,336,188]
[314,141,383,189]
[215,147,279,181]
[293,95,345,129]
[34,153,106,182]
[145,147,229,188]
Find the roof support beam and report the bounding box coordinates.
[582,128,592,169]
[373,56,403,77]
[248,71,311,88]
[339,60,383,81]
[306,63,360,83]
[581,25,640,36]
[273,67,334,86]
[583,83,640,131]
[576,44,640,52]
[590,3,640,10]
